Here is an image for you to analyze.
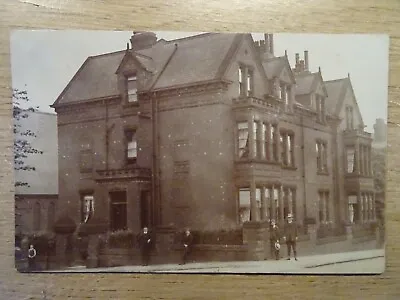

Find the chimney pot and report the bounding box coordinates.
[304,50,309,71]
[295,53,300,65]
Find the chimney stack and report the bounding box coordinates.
[295,53,300,65]
[264,34,270,53]
[268,33,274,56]
[304,50,309,71]
[300,60,305,71]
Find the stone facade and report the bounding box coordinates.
[51,32,378,263]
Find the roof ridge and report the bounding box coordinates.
[324,77,347,83]
[163,32,218,43]
[88,49,125,59]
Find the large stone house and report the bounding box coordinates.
[51,32,376,242]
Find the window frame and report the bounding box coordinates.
[109,190,128,231]
[125,129,138,164]
[126,73,138,104]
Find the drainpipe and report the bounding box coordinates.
[105,99,109,171]
[301,115,308,228]
[148,44,178,228]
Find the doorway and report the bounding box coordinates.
[109,191,127,231]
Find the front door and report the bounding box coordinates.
[109,191,127,231]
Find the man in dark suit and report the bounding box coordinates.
[27,244,37,271]
[181,228,194,265]
[269,219,281,260]
[137,227,152,266]
[283,213,298,261]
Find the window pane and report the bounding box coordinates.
[247,71,253,96]
[127,131,137,159]
[346,147,355,173]
[238,122,249,158]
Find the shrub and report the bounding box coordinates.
[25,231,56,256]
[107,230,135,249]
[191,229,243,245]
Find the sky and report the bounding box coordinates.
[10,30,389,132]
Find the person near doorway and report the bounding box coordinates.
[27,244,37,271]
[180,228,194,265]
[269,219,281,260]
[283,213,298,261]
[137,227,152,266]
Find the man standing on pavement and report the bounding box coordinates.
[283,213,298,261]
[27,244,37,271]
[269,219,281,260]
[137,227,152,266]
[180,228,194,265]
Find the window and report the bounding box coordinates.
[280,133,286,164]
[33,202,41,231]
[288,134,294,166]
[346,147,355,173]
[79,141,93,173]
[318,191,330,223]
[239,188,250,224]
[272,125,278,161]
[346,106,354,129]
[247,70,254,96]
[274,187,280,222]
[253,121,259,158]
[238,67,244,96]
[280,130,295,167]
[316,140,328,173]
[127,75,138,102]
[280,84,289,104]
[238,122,249,158]
[109,191,127,231]
[81,194,94,223]
[238,65,254,97]
[262,123,268,160]
[125,130,138,163]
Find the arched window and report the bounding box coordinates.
[33,202,41,231]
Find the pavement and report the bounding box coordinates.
[42,248,385,274]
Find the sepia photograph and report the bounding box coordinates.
[11,30,388,274]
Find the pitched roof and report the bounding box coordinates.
[294,72,317,95]
[150,33,238,90]
[53,33,240,106]
[53,51,125,106]
[324,78,348,115]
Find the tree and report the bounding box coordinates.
[371,147,386,226]
[13,88,43,187]
[371,147,386,196]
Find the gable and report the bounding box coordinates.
[340,83,364,126]
[221,34,268,82]
[314,80,327,97]
[116,51,146,75]
[279,63,295,85]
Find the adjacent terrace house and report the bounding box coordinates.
[51,32,376,263]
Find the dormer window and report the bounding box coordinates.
[127,74,138,103]
[247,69,254,96]
[346,106,354,129]
[238,64,254,97]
